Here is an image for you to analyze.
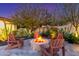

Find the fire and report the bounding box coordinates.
[34,36,47,43]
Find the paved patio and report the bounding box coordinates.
[0,39,79,56]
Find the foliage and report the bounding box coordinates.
[40,28,58,39]
[0,27,12,42]
[11,7,52,31]
[40,30,50,38]
[0,29,7,41]
[63,4,79,37]
[13,28,34,39]
[61,29,79,44]
[25,31,34,39]
[64,32,74,43]
[49,28,58,39]
[15,28,27,38]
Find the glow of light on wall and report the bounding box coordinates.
[0,20,16,41]
[0,21,4,28]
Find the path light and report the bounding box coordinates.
[74,31,78,37]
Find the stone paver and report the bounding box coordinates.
[0,39,79,56]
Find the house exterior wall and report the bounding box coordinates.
[0,20,17,41]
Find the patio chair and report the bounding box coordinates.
[34,32,39,39]
[6,33,24,49]
[40,32,65,56]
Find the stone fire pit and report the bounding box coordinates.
[30,39,49,51]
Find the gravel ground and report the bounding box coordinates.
[0,39,79,56]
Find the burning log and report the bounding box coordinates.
[34,36,47,43]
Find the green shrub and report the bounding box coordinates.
[40,30,50,38]
[62,30,79,44]
[49,28,58,39]
[25,31,34,39]
[40,28,58,39]
[73,36,79,44]
[15,28,27,38]
[45,30,50,37]
[13,28,34,39]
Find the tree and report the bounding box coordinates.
[63,4,79,37]
[11,5,52,32]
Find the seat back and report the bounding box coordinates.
[8,33,16,42]
[34,32,39,39]
[54,32,64,48]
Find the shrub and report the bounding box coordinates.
[15,28,27,38]
[61,30,79,44]
[72,35,79,44]
[40,28,58,39]
[49,28,58,39]
[40,30,50,38]
[13,28,34,39]
[25,31,34,39]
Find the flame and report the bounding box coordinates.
[34,36,47,43]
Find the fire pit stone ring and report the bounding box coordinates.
[30,39,50,51]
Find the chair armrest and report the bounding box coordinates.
[7,41,17,43]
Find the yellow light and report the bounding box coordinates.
[75,32,78,37]
[37,36,42,41]
[51,32,56,39]
[0,20,16,41]
[0,21,4,28]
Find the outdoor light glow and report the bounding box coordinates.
[0,20,16,41]
[75,32,78,37]
[51,31,56,39]
[0,21,4,28]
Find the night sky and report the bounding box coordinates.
[0,3,63,18]
[0,3,21,18]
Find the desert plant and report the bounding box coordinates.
[62,30,79,44]
[40,28,58,39]
[15,28,27,38]
[15,28,34,39]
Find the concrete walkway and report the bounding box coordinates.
[0,39,79,56]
